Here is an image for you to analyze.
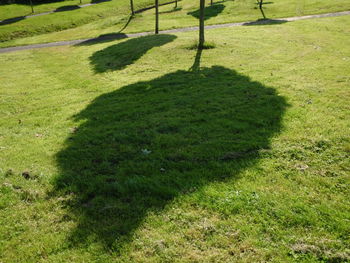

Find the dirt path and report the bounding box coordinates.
[0,10,349,54]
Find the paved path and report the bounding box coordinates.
[0,10,349,54]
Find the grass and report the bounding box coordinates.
[0,0,165,42]
[0,15,350,262]
[186,40,216,50]
[1,0,350,46]
[0,0,91,20]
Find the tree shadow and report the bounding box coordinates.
[189,47,202,72]
[89,34,177,72]
[134,0,181,14]
[0,15,25,25]
[243,18,287,26]
[90,0,111,3]
[76,16,133,46]
[117,15,133,33]
[187,3,225,21]
[76,33,128,46]
[54,53,287,249]
[159,7,182,14]
[256,1,274,5]
[54,5,81,12]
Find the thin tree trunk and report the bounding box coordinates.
[130,0,135,15]
[175,0,177,8]
[199,0,205,49]
[29,0,34,13]
[155,0,159,34]
[210,0,213,6]
[258,0,265,18]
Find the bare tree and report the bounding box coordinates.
[256,0,266,18]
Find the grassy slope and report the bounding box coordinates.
[0,0,91,20]
[0,0,164,42]
[0,16,350,262]
[1,0,350,46]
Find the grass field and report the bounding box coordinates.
[0,0,163,42]
[1,14,350,263]
[1,0,350,46]
[0,0,95,20]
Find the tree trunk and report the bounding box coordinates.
[155,0,159,34]
[130,0,134,15]
[259,0,263,10]
[175,0,177,8]
[29,0,34,13]
[210,0,213,6]
[198,0,205,49]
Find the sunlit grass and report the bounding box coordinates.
[0,15,349,262]
[1,0,350,46]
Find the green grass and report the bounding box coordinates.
[1,0,350,46]
[0,0,165,42]
[0,15,350,262]
[0,0,90,20]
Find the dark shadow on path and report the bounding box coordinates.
[188,3,225,20]
[0,16,25,25]
[243,18,287,26]
[76,33,128,46]
[90,0,111,3]
[89,34,177,72]
[54,5,80,12]
[54,60,287,249]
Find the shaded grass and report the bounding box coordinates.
[89,34,177,72]
[0,15,349,262]
[54,64,286,248]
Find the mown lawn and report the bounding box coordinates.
[0,15,349,262]
[0,0,97,21]
[1,0,350,46]
[0,0,163,42]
